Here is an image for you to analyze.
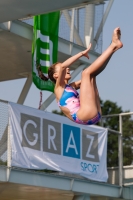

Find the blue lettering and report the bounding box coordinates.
[88,164,93,172]
[63,124,80,159]
[80,162,99,174]
[93,164,97,173]
[84,163,87,171]
[81,162,84,171]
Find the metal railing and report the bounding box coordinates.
[101,112,133,191]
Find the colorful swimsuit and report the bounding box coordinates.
[58,84,101,125]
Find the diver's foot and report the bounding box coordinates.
[111,27,123,51]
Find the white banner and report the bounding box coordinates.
[9,102,108,182]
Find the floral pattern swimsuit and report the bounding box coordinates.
[58,84,101,125]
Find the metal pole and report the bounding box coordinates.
[108,128,121,135]
[84,4,95,49]
[70,8,75,55]
[100,118,104,127]
[63,10,84,46]
[119,114,123,196]
[7,117,11,181]
[102,111,133,118]
[17,74,32,104]
[94,0,114,49]
[75,8,79,33]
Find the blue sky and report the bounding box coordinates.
[98,0,133,112]
[0,0,133,113]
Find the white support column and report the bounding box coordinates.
[70,8,75,54]
[40,64,86,111]
[17,74,32,104]
[94,0,114,48]
[73,195,90,200]
[84,4,95,49]
[75,8,79,33]
[8,21,11,31]
[63,10,84,46]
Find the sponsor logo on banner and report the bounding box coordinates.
[21,113,99,173]
[9,102,108,181]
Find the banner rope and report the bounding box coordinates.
[38,91,42,109]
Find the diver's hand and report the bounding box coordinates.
[81,43,91,59]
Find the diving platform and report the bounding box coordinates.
[0,165,133,200]
[0,0,107,23]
